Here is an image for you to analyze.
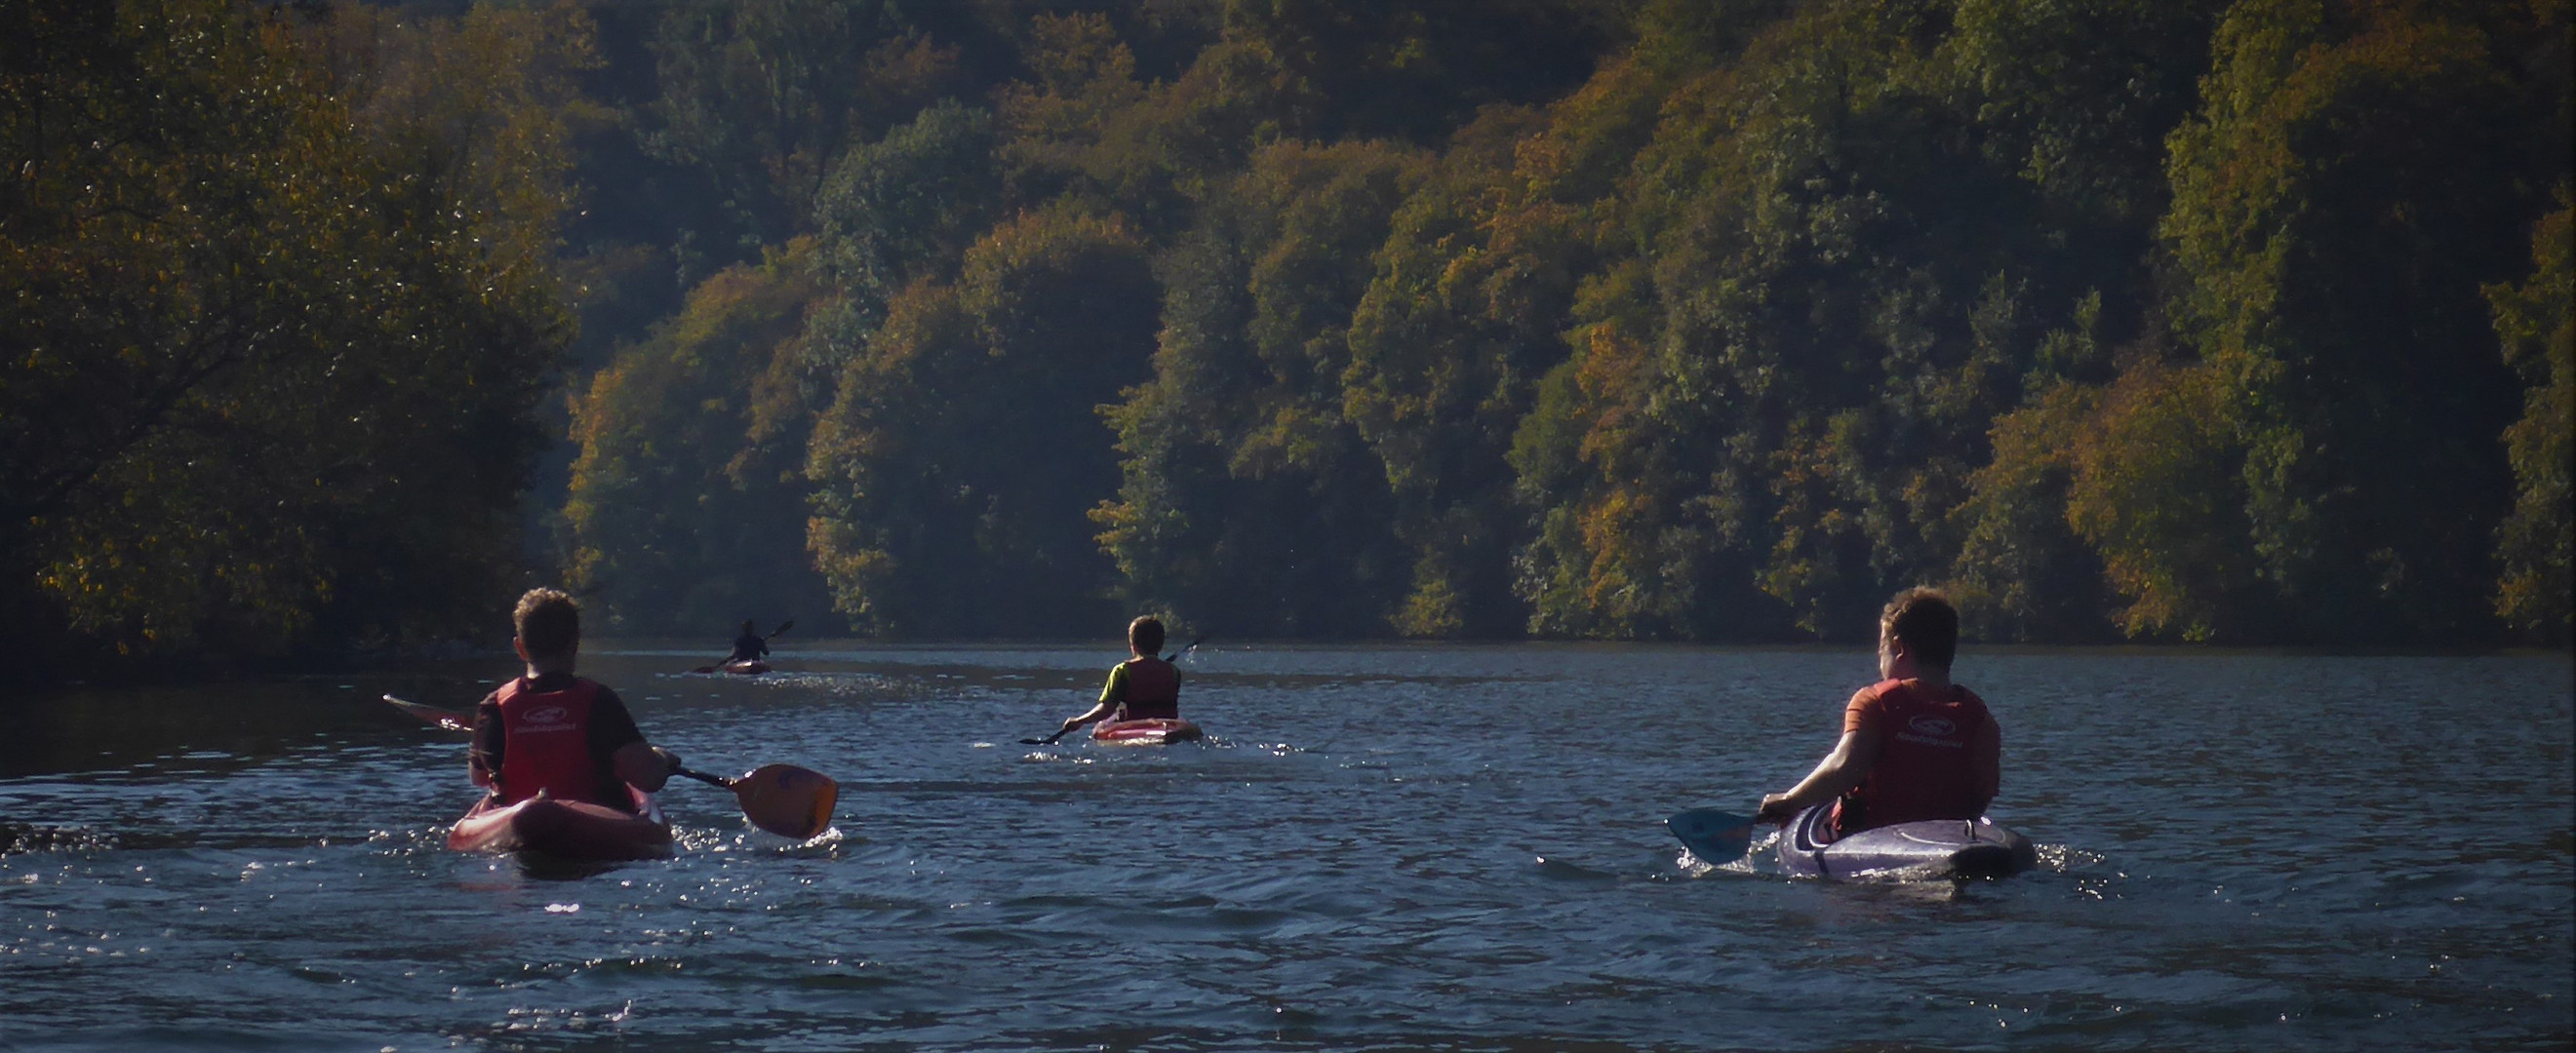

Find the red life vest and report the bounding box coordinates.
[1114,657,1179,721]
[493,677,607,807]
[1834,680,1995,836]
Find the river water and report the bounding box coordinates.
[1,644,2567,1051]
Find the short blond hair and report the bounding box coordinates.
[514,588,580,659]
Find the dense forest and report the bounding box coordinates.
[4,0,2568,674]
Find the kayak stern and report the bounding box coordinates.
[447,786,674,863]
[1090,718,1205,745]
[1778,801,2035,880]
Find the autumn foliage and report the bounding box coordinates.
[7,0,2567,667]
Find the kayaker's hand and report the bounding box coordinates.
[1756,794,1797,825]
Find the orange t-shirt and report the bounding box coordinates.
[1833,679,2000,836]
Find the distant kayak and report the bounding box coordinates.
[693,659,770,675]
[447,785,673,862]
[1090,718,1204,745]
[1778,801,2034,880]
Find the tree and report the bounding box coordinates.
[808,208,1159,635]
[1093,140,1423,635]
[648,0,960,266]
[2488,192,2573,643]
[788,99,1004,448]
[812,101,1003,338]
[1513,1,2110,640]
[2157,0,2556,642]
[562,242,832,635]
[1341,62,1662,637]
[1214,0,1622,144]
[2,0,580,661]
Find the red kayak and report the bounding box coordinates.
[447,785,673,862]
[1090,718,1204,745]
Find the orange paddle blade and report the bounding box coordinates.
[731,763,838,839]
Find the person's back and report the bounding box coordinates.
[1758,588,2001,838]
[1829,677,1997,835]
[471,589,677,812]
[730,620,769,663]
[1108,653,1179,721]
[1050,615,1182,739]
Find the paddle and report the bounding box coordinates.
[383,694,473,732]
[382,693,840,839]
[1666,807,1760,866]
[666,763,839,840]
[694,619,794,674]
[1020,636,1207,745]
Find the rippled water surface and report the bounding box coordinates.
[2,644,2569,1051]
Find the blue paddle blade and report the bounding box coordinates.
[1667,808,1757,865]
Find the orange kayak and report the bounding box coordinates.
[447,785,673,862]
[1090,718,1204,745]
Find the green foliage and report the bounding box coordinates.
[814,101,1002,332]
[1624,0,1798,79]
[1944,0,2223,223]
[1505,0,2206,640]
[2056,363,2263,641]
[2156,0,2558,642]
[1342,109,1565,637]
[2,0,579,662]
[2489,192,2573,643]
[29,0,2562,663]
[1214,0,1624,143]
[1945,376,2111,642]
[1092,140,1424,636]
[807,208,1158,635]
[562,241,833,636]
[787,99,1008,445]
[648,0,960,261]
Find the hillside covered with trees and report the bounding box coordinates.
[6,0,2568,672]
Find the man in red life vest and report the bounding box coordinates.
[1051,615,1181,739]
[1755,587,2001,838]
[469,589,680,811]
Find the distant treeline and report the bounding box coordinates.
[4,1,2568,669]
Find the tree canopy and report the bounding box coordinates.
[10,0,2567,671]
[3,0,582,669]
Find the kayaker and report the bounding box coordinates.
[1754,587,2001,838]
[469,588,681,813]
[1050,615,1181,739]
[728,620,770,664]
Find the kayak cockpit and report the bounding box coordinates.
[1778,801,2034,880]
